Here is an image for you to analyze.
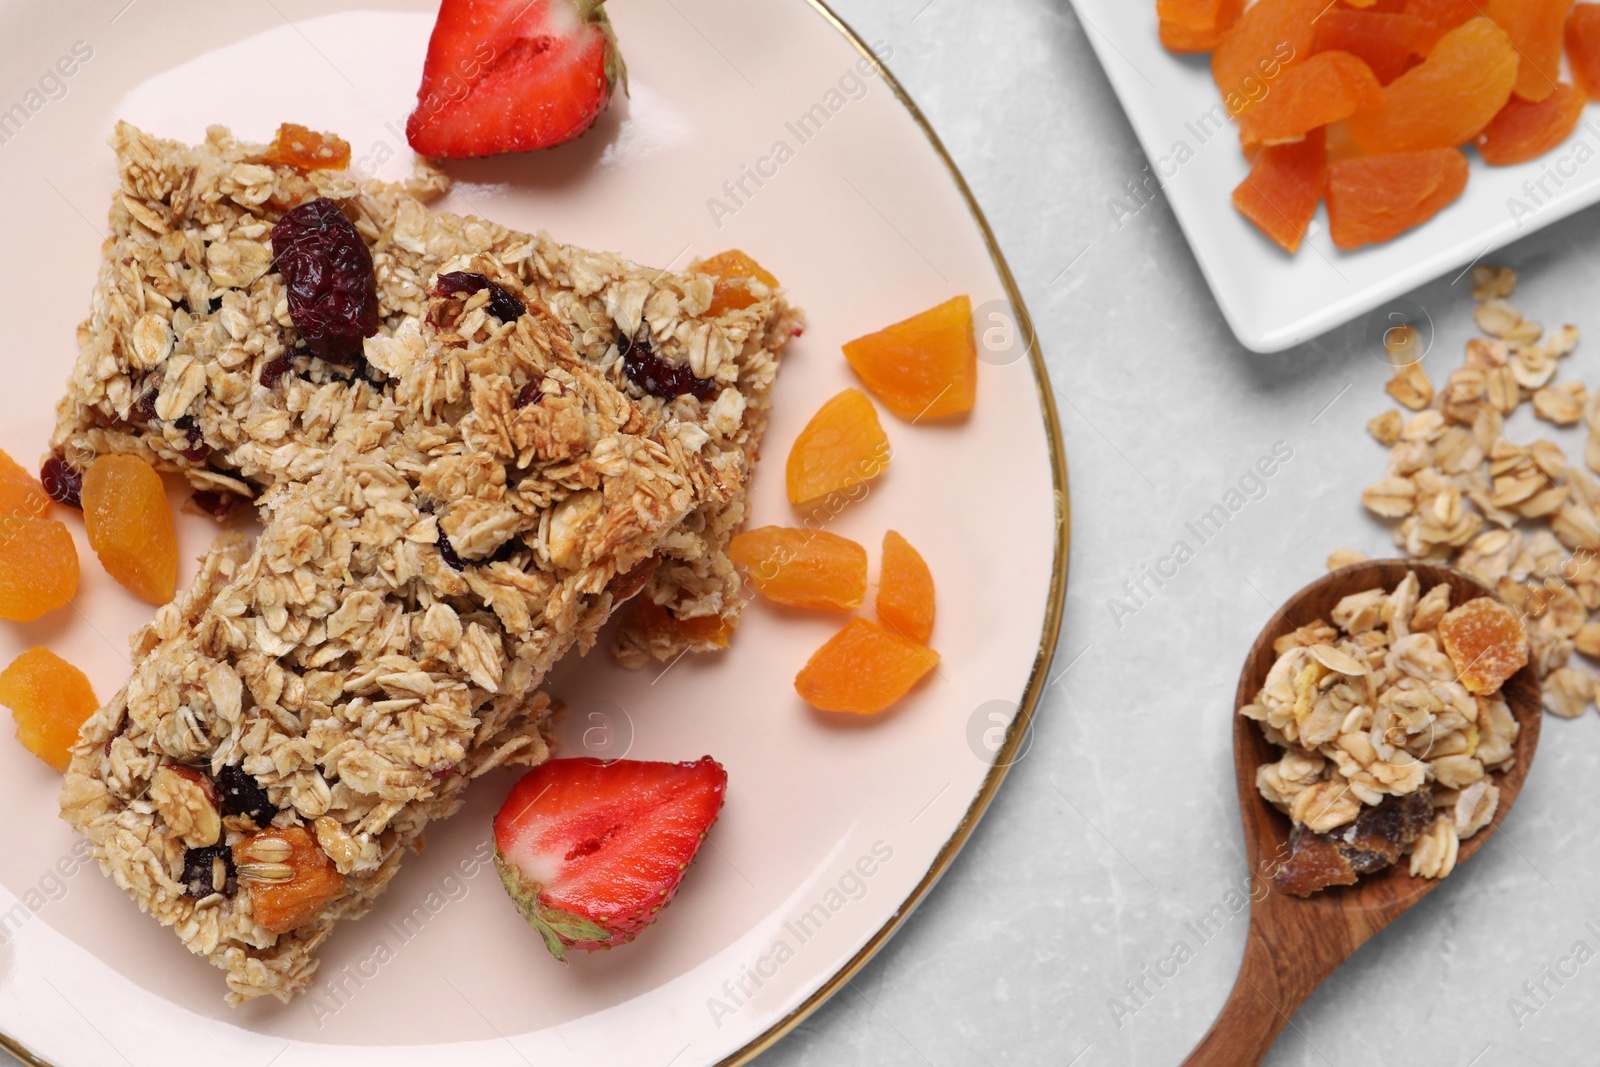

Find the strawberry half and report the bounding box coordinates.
[492,757,727,960]
[405,0,628,159]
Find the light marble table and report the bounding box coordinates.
[11,3,1600,1066]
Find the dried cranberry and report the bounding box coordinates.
[515,381,544,408]
[191,489,249,522]
[439,535,465,571]
[174,416,210,462]
[39,455,83,509]
[208,296,224,314]
[130,388,160,426]
[216,765,278,827]
[434,271,526,323]
[620,336,717,402]
[270,198,380,364]
[260,351,296,388]
[181,844,237,899]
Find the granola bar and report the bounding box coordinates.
[50,122,801,666]
[60,262,734,1002]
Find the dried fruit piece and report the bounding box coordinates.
[1439,595,1530,694]
[0,514,79,622]
[786,389,891,505]
[841,297,977,421]
[235,825,346,935]
[181,844,237,900]
[432,270,527,322]
[1274,790,1435,896]
[1406,0,1480,53]
[691,250,780,316]
[0,448,50,519]
[493,757,726,959]
[262,123,352,172]
[1326,149,1470,250]
[729,527,867,611]
[1212,0,1323,115]
[1570,4,1600,99]
[81,455,177,606]
[217,764,281,828]
[877,530,936,644]
[1238,52,1383,146]
[1347,18,1520,153]
[1477,83,1586,164]
[1311,11,1427,83]
[625,597,734,650]
[794,618,939,715]
[620,336,718,402]
[1233,130,1328,254]
[1486,0,1573,102]
[270,198,381,364]
[0,647,99,772]
[38,455,82,508]
[1158,0,1246,52]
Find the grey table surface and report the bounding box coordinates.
[10,2,1600,1066]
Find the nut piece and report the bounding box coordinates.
[150,766,222,848]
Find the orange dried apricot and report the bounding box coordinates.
[1486,0,1573,102]
[1438,596,1530,695]
[1477,83,1586,164]
[794,618,939,715]
[786,389,891,506]
[236,825,347,934]
[1326,149,1469,249]
[1238,52,1383,145]
[1312,11,1427,84]
[0,448,50,519]
[1568,4,1600,99]
[0,647,99,772]
[729,527,867,611]
[1405,0,1479,53]
[877,530,935,644]
[691,250,781,316]
[1233,129,1328,254]
[82,455,177,606]
[0,513,79,622]
[1212,0,1323,116]
[627,597,735,650]
[841,296,977,421]
[1347,18,1519,153]
[263,123,352,172]
[1158,0,1245,52]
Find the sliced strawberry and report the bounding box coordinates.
[492,757,727,960]
[406,0,628,159]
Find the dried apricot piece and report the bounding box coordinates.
[691,250,781,316]
[626,597,735,650]
[1212,0,1323,116]
[262,123,352,172]
[0,448,50,519]
[1312,11,1427,83]
[1439,596,1530,694]
[729,527,867,611]
[0,647,99,772]
[1406,0,1480,53]
[795,618,939,715]
[1568,4,1600,99]
[1238,52,1383,146]
[82,455,178,606]
[1347,18,1520,153]
[1326,149,1469,249]
[1233,129,1328,254]
[841,296,977,421]
[235,825,347,934]
[1486,0,1573,102]
[0,514,79,622]
[1477,83,1586,164]
[877,530,935,644]
[786,389,891,506]
[1158,0,1246,52]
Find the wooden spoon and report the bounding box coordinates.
[1183,559,1542,1066]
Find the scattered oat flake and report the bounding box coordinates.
[1326,547,1368,571]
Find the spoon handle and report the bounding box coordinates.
[1180,926,1321,1067]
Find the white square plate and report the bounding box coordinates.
[1069,0,1600,352]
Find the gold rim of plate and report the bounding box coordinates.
[0,3,1070,1065]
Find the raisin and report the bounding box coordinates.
[173,416,210,462]
[39,455,83,509]
[181,843,237,899]
[131,388,160,425]
[216,764,279,827]
[433,271,526,323]
[270,198,380,364]
[208,297,224,314]
[260,351,296,388]
[620,336,718,402]
[515,381,544,408]
[190,489,249,522]
[439,535,465,571]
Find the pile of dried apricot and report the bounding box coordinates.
[1160,0,1600,252]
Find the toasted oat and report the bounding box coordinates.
[1533,382,1587,425]
[1326,547,1369,572]
[1471,264,1517,303]
[1386,361,1434,410]
[1367,410,1403,447]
